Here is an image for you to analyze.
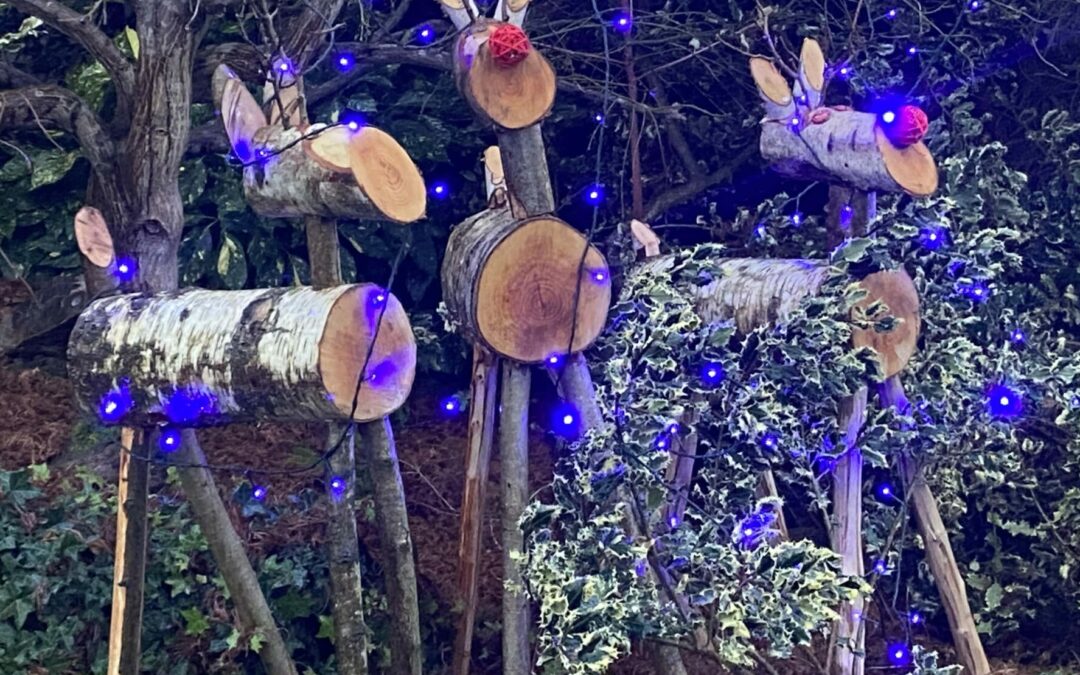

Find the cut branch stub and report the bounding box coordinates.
[442,208,610,362]
[636,257,919,378]
[244,124,427,222]
[68,284,416,426]
[760,110,938,197]
[454,20,556,130]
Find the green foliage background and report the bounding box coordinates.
[2,0,1080,672]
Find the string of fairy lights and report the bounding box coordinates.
[95,1,1013,668]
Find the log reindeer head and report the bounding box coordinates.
[212,64,427,223]
[437,0,556,130]
[750,39,939,197]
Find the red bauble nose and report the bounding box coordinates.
[489,24,532,68]
[884,105,929,147]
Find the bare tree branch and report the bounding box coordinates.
[0,61,41,89]
[0,85,116,174]
[643,145,756,221]
[5,0,135,102]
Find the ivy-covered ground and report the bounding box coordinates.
[0,359,1048,674]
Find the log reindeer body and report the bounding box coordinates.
[68,284,416,426]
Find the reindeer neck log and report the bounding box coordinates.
[442,207,610,363]
[213,64,426,223]
[68,284,416,426]
[453,20,556,130]
[635,257,920,378]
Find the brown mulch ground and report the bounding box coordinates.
[0,358,1056,674]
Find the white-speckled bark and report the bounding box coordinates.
[69,285,354,426]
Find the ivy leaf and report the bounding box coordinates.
[984,582,1004,610]
[180,607,210,636]
[217,232,248,289]
[30,151,79,190]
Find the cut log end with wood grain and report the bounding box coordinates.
[213,64,426,223]
[453,20,556,130]
[68,284,416,427]
[442,209,610,363]
[635,257,919,378]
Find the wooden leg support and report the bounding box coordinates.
[499,362,532,675]
[108,428,150,675]
[756,469,791,540]
[453,346,501,675]
[830,387,868,675]
[878,376,990,675]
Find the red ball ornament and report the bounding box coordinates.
[885,105,929,147]
[488,24,532,68]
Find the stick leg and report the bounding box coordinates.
[830,387,868,675]
[499,362,532,675]
[453,346,501,675]
[756,469,790,540]
[108,428,149,675]
[879,376,991,675]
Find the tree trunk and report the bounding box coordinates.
[878,376,991,675]
[499,361,532,675]
[453,346,501,675]
[304,215,371,675]
[360,418,424,675]
[442,209,610,363]
[67,285,416,426]
[174,431,298,675]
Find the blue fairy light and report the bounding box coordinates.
[416,24,435,45]
[1009,327,1026,344]
[594,113,605,124]
[909,610,924,625]
[754,222,767,238]
[887,642,912,667]
[885,8,898,18]
[336,54,355,71]
[668,514,680,529]
[838,65,852,79]
[159,428,181,453]
[907,45,918,56]
[591,269,608,283]
[584,184,604,205]
[790,211,804,227]
[114,257,138,283]
[967,0,982,9]
[252,484,268,501]
[873,559,888,574]
[701,362,725,386]
[329,476,348,499]
[655,434,670,450]
[875,481,896,502]
[918,225,948,251]
[987,383,1022,418]
[760,432,780,451]
[611,12,632,33]
[99,384,132,423]
[551,402,579,437]
[546,353,563,367]
[430,181,449,199]
[840,204,854,227]
[440,396,461,416]
[881,110,897,124]
[958,280,991,302]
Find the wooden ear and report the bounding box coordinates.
[212,64,268,159]
[74,206,115,268]
[797,38,826,109]
[749,57,794,119]
[437,0,481,31]
[630,219,661,258]
[494,0,529,26]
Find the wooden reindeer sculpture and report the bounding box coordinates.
[212,61,428,675]
[435,1,613,673]
[624,38,987,675]
[68,63,427,674]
